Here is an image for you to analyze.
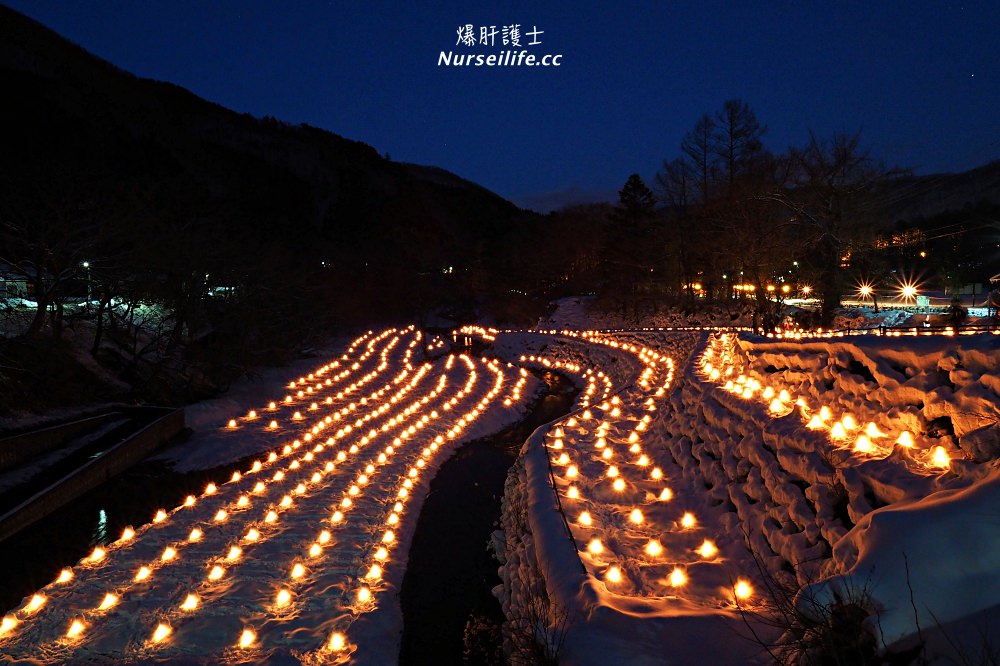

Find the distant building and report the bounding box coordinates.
[0,261,30,299]
[989,272,1000,317]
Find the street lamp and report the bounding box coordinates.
[855,282,882,312]
[82,261,91,307]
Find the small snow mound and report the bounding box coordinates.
[799,467,1000,647]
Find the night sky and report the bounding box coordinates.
[6,1,1000,211]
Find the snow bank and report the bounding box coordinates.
[536,296,753,331]
[484,320,1000,664]
[739,334,1000,455]
[798,467,1000,647]
[698,331,1000,654]
[487,328,777,664]
[832,307,912,330]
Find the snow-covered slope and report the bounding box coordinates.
[0,327,540,664]
[486,323,1000,664]
[5,317,997,664]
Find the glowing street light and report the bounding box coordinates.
[81,261,91,306]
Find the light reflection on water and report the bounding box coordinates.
[92,508,107,545]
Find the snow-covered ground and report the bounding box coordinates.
[536,296,753,331]
[0,326,540,664]
[831,306,912,330]
[489,329,776,664]
[707,331,1000,657]
[3,307,999,665]
[477,311,1000,664]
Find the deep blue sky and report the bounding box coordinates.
[7,1,1000,210]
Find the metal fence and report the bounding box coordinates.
[826,322,999,337]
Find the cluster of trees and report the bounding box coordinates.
[0,155,560,408]
[565,100,1000,330]
[563,100,907,328]
[0,160,334,401]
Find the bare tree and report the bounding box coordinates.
[655,157,699,297]
[762,131,902,325]
[714,99,767,197]
[0,168,100,337]
[682,114,718,206]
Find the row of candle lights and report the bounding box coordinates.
[454,326,758,602]
[521,330,757,605]
[700,333,953,470]
[1,328,535,660]
[0,328,423,646]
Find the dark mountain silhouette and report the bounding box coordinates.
[886,160,1000,223]
[0,4,543,329]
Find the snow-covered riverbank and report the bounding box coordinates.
[485,321,1000,664]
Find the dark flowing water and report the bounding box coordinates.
[399,371,578,666]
